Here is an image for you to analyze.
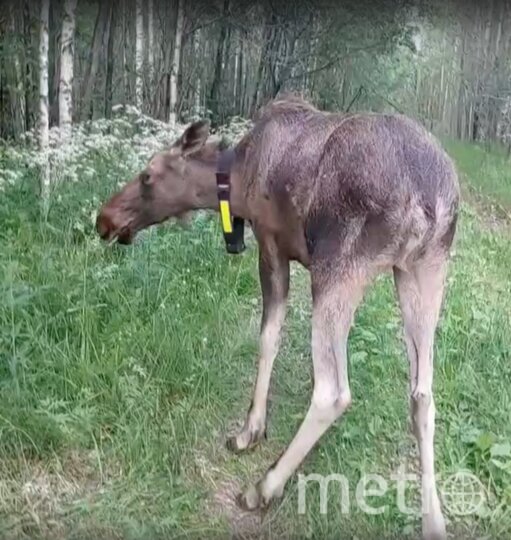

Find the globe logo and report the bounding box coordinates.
[440,470,486,516]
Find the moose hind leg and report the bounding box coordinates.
[239,270,366,509]
[394,259,448,540]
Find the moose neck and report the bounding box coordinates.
[186,150,248,219]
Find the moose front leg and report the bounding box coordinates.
[238,269,366,510]
[227,243,289,453]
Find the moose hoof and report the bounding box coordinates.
[237,474,284,511]
[237,483,268,511]
[226,428,266,454]
[226,435,244,454]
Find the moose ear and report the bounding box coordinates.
[175,120,210,156]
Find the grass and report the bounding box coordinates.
[444,138,511,212]
[0,139,510,539]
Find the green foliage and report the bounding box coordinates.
[445,138,511,208]
[0,133,510,538]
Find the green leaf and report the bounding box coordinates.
[351,350,368,363]
[490,458,511,472]
[491,442,511,458]
[475,432,497,452]
[460,427,481,444]
[358,328,378,343]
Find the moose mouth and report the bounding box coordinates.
[97,217,135,245]
[115,227,134,245]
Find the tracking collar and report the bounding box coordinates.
[216,148,245,254]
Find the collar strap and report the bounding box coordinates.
[216,148,245,254]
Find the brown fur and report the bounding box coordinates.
[236,97,459,274]
[97,97,459,539]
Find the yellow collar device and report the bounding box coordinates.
[216,148,245,254]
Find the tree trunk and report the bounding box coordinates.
[233,32,240,112]
[163,10,172,121]
[0,24,5,139]
[479,0,494,141]
[308,18,320,99]
[122,0,129,104]
[208,0,230,123]
[193,28,202,118]
[48,0,61,126]
[147,0,154,98]
[489,0,505,139]
[263,24,282,99]
[59,0,77,138]
[250,11,274,115]
[237,35,244,115]
[39,0,50,209]
[456,31,467,139]
[8,2,25,138]
[169,0,184,124]
[272,26,296,97]
[104,1,116,118]
[82,1,111,120]
[135,0,144,110]
[23,0,34,131]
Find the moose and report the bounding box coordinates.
[97,96,459,539]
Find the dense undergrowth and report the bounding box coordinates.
[0,112,510,539]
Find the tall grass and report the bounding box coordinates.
[444,138,511,209]
[0,132,510,538]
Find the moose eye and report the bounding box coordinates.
[139,172,151,185]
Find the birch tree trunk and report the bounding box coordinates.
[236,36,244,115]
[233,32,239,109]
[59,0,77,138]
[147,0,154,93]
[39,0,50,209]
[169,0,184,124]
[122,0,128,104]
[193,28,201,119]
[135,0,144,110]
